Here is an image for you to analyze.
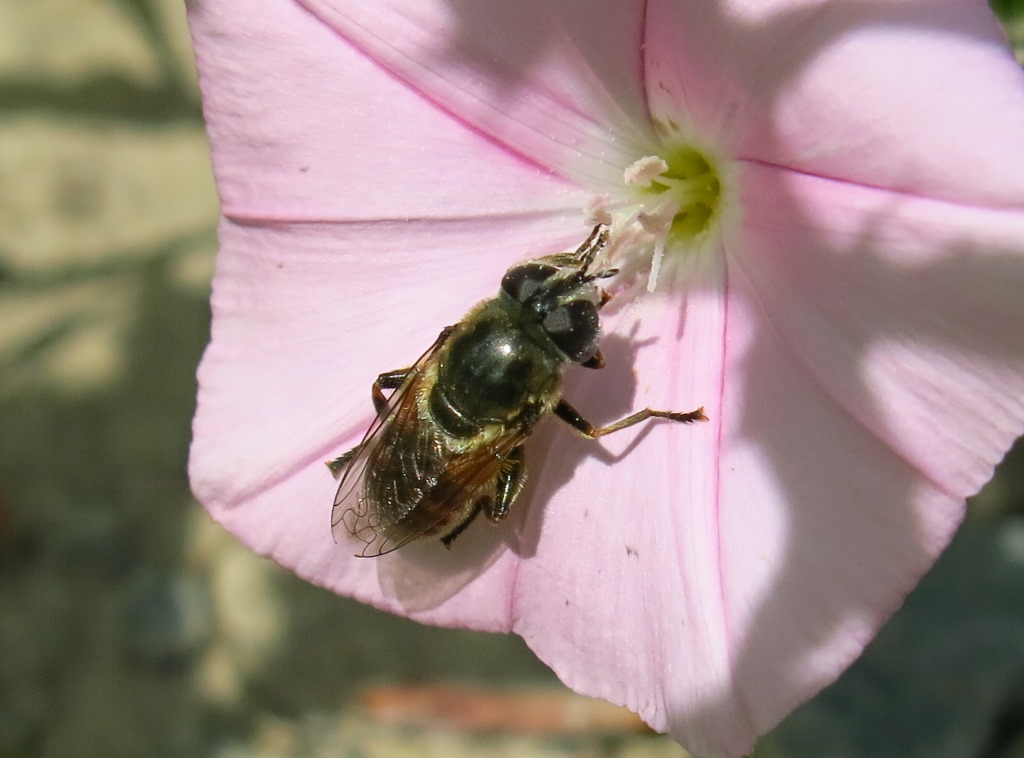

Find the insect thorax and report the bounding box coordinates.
[428,300,564,439]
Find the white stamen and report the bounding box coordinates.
[584,194,614,227]
[624,155,670,187]
[586,142,731,297]
[647,237,665,293]
[638,200,678,292]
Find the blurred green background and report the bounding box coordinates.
[1,2,1022,756]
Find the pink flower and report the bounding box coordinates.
[186,1,1024,755]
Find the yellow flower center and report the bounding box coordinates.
[635,145,722,242]
[598,138,736,292]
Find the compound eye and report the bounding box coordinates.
[542,300,601,363]
[501,263,559,303]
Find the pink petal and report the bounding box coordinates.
[298,0,653,189]
[190,214,588,611]
[186,2,1024,756]
[188,0,595,586]
[710,282,966,756]
[644,0,1024,206]
[715,163,1024,749]
[504,163,1024,754]
[735,163,1024,498]
[188,0,583,221]
[507,257,743,755]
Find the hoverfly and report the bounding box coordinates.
[329,225,707,557]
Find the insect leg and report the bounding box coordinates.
[486,446,527,522]
[439,444,526,546]
[440,500,484,548]
[327,366,421,478]
[326,448,357,478]
[554,399,707,439]
[372,321,456,413]
[372,369,411,415]
[371,325,458,414]
[326,366,419,480]
[574,224,609,266]
[539,226,609,270]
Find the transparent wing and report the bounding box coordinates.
[336,417,528,557]
[330,331,446,554]
[330,327,530,558]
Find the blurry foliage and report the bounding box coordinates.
[992,0,1024,21]
[992,0,1024,60]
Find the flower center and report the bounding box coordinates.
[595,141,736,292]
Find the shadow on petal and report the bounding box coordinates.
[379,330,649,613]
